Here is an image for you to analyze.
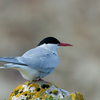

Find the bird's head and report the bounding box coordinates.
[37,37,72,50]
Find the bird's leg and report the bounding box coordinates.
[39,78,45,81]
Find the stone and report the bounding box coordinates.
[8,80,84,100]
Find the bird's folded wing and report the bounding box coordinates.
[21,54,58,72]
[0,47,59,72]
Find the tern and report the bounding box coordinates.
[0,37,72,80]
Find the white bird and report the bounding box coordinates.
[0,37,72,81]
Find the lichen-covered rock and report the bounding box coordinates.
[61,92,84,100]
[8,80,84,100]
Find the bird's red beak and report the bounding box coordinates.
[58,43,72,46]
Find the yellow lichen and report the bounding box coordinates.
[15,84,23,91]
[16,93,21,98]
[9,92,15,97]
[52,90,58,95]
[8,96,12,100]
[76,92,84,100]
[9,84,24,99]
[28,83,39,90]
[70,92,84,100]
[24,81,30,85]
[22,91,30,95]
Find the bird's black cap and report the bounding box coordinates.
[37,37,60,46]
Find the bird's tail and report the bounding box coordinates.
[0,66,5,68]
[0,63,27,72]
[0,63,18,69]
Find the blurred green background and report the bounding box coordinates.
[0,0,100,100]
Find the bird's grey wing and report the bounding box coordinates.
[21,47,59,73]
[0,57,26,65]
[0,47,40,65]
[0,47,41,65]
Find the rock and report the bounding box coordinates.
[8,80,84,100]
